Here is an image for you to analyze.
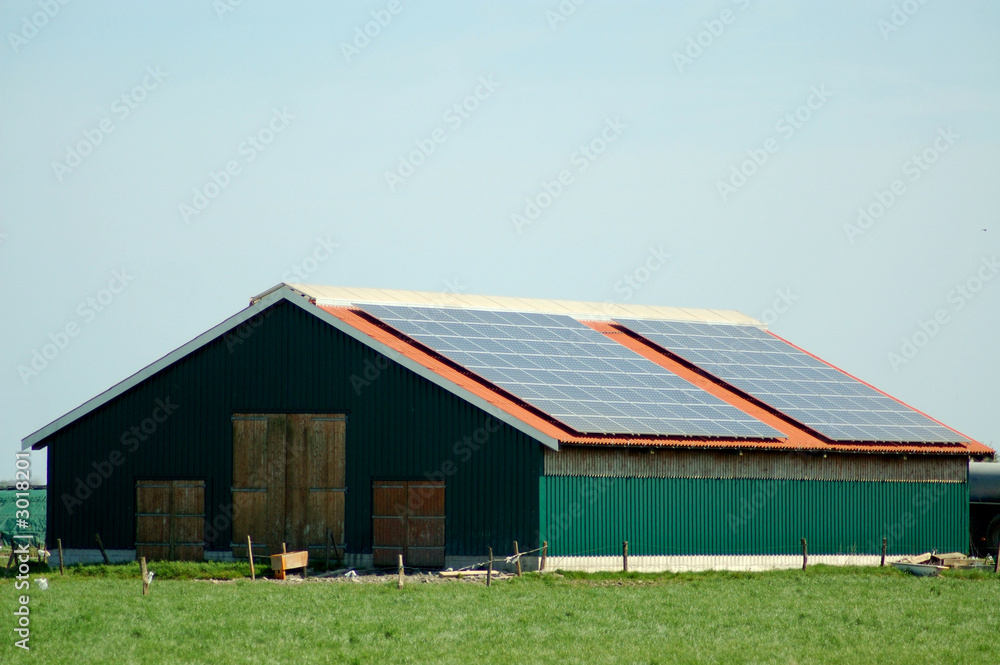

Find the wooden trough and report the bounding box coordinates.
[270,551,308,580]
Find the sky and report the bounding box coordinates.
[2,0,998,482]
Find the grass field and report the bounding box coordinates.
[2,563,998,664]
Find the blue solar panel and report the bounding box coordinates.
[618,319,963,444]
[359,304,783,439]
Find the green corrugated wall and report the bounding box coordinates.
[540,476,968,556]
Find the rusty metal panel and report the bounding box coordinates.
[544,447,966,483]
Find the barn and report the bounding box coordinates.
[23,284,993,570]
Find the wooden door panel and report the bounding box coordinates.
[408,482,445,516]
[136,483,171,514]
[406,546,445,568]
[407,517,445,548]
[307,491,345,546]
[284,415,309,552]
[233,414,346,558]
[373,480,445,568]
[264,415,288,555]
[137,515,169,543]
[136,480,204,562]
[232,417,268,489]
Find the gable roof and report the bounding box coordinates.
[23,283,993,457]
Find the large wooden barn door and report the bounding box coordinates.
[231,414,346,557]
[135,479,205,561]
[372,480,445,568]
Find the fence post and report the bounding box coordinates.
[95,533,110,564]
[541,541,547,572]
[623,540,629,573]
[801,538,808,571]
[513,541,522,577]
[397,554,405,589]
[881,537,887,567]
[247,536,255,581]
[487,547,494,587]
[994,540,1000,575]
[140,557,150,596]
[57,538,65,576]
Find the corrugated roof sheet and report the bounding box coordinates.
[281,283,763,325]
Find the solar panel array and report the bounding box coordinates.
[618,319,963,443]
[359,304,783,439]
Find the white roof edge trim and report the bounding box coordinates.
[285,284,766,327]
[21,287,293,451]
[22,286,559,452]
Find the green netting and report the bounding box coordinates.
[0,490,47,545]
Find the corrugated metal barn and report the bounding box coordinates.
[23,284,993,569]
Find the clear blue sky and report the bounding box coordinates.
[3,0,998,481]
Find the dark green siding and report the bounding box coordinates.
[541,476,968,556]
[44,300,543,555]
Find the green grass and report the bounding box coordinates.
[2,564,998,664]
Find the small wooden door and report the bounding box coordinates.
[231,414,346,558]
[136,479,205,561]
[372,480,445,568]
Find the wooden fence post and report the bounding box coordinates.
[247,536,255,581]
[801,538,808,571]
[513,541,522,577]
[140,557,150,596]
[487,547,493,587]
[95,534,110,564]
[397,554,405,589]
[541,541,547,572]
[57,538,65,576]
[994,539,1000,575]
[881,537,887,567]
[623,540,629,573]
